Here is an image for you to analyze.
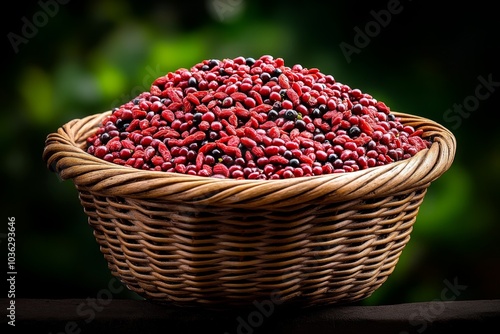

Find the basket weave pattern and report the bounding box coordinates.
[43,111,456,308]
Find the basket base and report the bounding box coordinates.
[78,186,425,309]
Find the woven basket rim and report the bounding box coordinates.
[42,110,456,208]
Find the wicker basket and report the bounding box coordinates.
[43,110,456,309]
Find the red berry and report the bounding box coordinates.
[87,55,431,179]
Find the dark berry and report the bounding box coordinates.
[284,109,298,120]
[211,149,222,158]
[283,150,293,160]
[193,112,203,124]
[295,119,306,131]
[100,133,111,144]
[245,57,256,66]
[188,77,198,88]
[311,108,322,118]
[260,72,271,82]
[268,110,279,120]
[272,68,283,77]
[208,59,219,69]
[328,153,339,162]
[352,104,363,115]
[279,89,287,98]
[348,126,361,138]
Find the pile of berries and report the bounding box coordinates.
[86,55,431,179]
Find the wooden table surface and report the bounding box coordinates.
[2,298,499,333]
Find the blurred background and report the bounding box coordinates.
[1,0,499,305]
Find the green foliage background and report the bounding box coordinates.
[2,0,499,305]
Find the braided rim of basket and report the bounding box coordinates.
[43,111,456,209]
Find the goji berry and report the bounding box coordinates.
[87,55,431,179]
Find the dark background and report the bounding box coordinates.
[1,0,499,306]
